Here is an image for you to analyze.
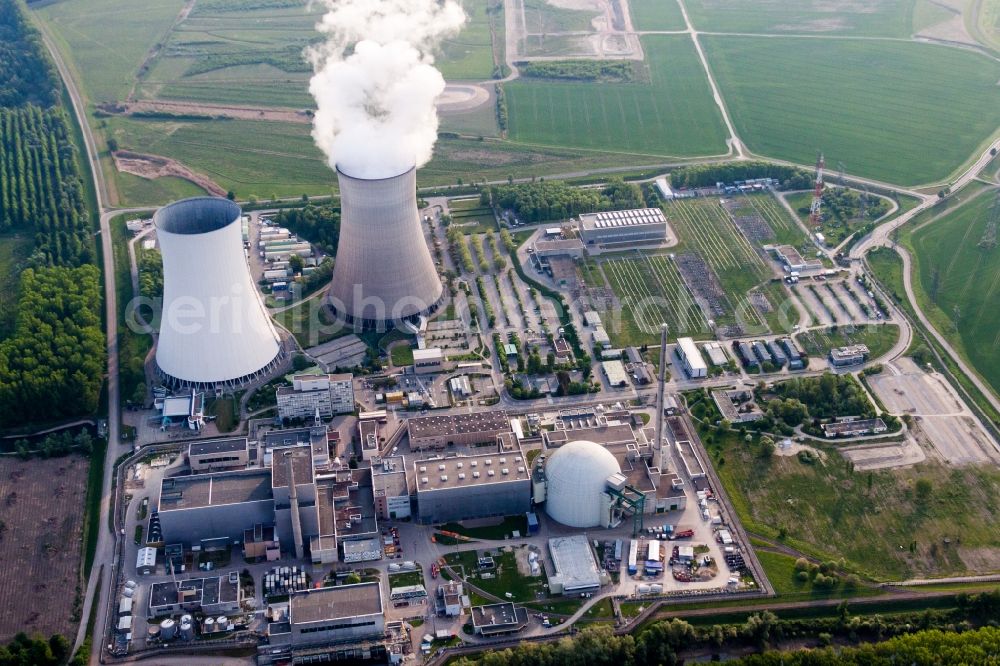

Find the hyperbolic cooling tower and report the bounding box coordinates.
[327,166,443,326]
[154,197,281,388]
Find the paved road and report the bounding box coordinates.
[853,138,1000,416]
[38,23,129,664]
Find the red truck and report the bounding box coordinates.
[671,529,695,540]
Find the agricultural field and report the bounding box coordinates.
[505,35,728,157]
[437,0,502,81]
[795,323,901,361]
[0,455,89,642]
[700,419,1000,580]
[683,0,936,37]
[702,37,1000,185]
[35,0,187,103]
[628,0,686,30]
[908,190,1000,396]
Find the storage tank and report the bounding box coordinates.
[327,166,443,327]
[217,615,229,631]
[637,584,651,595]
[179,620,194,641]
[146,624,161,641]
[180,613,193,625]
[650,583,664,594]
[154,197,282,389]
[203,617,215,633]
[159,618,177,640]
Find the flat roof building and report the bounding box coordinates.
[149,573,242,617]
[407,410,511,451]
[602,360,629,387]
[414,449,531,524]
[285,583,384,646]
[548,535,602,594]
[702,342,729,367]
[188,437,249,473]
[830,344,869,367]
[413,347,443,374]
[276,373,354,422]
[578,208,669,246]
[470,603,529,636]
[676,337,707,378]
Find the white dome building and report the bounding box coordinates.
[544,440,621,528]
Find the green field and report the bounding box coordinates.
[505,35,728,157]
[909,190,1000,396]
[628,0,685,30]
[703,37,1000,185]
[697,411,1000,580]
[684,0,924,37]
[36,0,187,102]
[437,0,500,81]
[115,173,207,206]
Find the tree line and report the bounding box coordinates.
[518,60,636,83]
[0,0,60,108]
[483,178,645,222]
[0,265,104,426]
[669,161,813,190]
[453,589,1000,666]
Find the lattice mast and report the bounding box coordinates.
[809,152,825,226]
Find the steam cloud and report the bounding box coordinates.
[309,0,466,179]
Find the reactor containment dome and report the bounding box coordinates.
[154,197,281,389]
[544,440,622,528]
[327,166,443,328]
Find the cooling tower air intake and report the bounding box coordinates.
[154,197,281,388]
[327,166,443,328]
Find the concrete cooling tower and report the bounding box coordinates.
[155,197,281,389]
[327,166,443,327]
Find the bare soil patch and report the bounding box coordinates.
[115,99,312,124]
[113,150,226,197]
[0,455,89,642]
[958,545,1000,572]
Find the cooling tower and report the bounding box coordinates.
[154,197,281,389]
[328,166,443,327]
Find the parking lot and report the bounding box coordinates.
[869,358,1000,465]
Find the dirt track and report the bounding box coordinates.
[113,150,227,197]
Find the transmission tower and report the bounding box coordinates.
[809,152,825,227]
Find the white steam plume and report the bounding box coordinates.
[309,0,466,179]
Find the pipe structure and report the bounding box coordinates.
[286,451,305,561]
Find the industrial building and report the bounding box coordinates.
[702,342,729,367]
[414,447,532,523]
[470,603,529,636]
[543,440,622,528]
[548,535,604,594]
[188,437,249,473]
[601,360,629,387]
[154,197,282,389]
[830,344,869,366]
[712,389,764,424]
[327,166,443,327]
[407,411,511,451]
[268,583,384,647]
[148,573,243,617]
[372,456,411,520]
[780,338,805,370]
[733,341,758,369]
[276,373,354,421]
[412,348,443,374]
[158,440,379,564]
[822,418,887,438]
[578,208,669,246]
[676,337,707,378]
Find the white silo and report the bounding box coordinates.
[327,166,443,328]
[179,619,194,640]
[154,197,282,388]
[544,440,622,528]
[159,618,177,640]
